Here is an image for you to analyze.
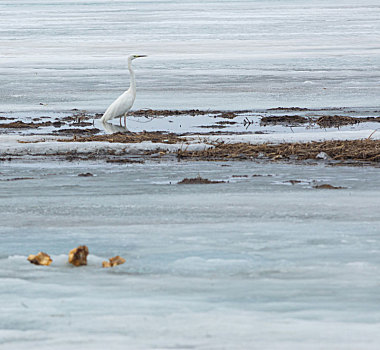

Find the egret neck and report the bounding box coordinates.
[128,56,136,95]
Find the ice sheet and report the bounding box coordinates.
[1,1,380,348]
[1,161,380,349]
[1,0,379,112]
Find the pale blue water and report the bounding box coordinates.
[1,160,380,349]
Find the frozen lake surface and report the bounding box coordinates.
[1,160,380,349]
[1,1,380,348]
[1,0,379,113]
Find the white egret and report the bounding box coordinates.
[100,54,147,124]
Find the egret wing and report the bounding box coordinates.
[102,91,135,121]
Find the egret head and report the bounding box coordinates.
[129,54,147,61]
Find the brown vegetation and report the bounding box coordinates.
[316,115,380,128]
[127,109,247,118]
[260,115,308,126]
[178,176,226,184]
[177,139,380,164]
[268,107,310,111]
[58,131,183,144]
[313,184,346,189]
[106,158,144,164]
[3,177,34,181]
[54,128,100,135]
[0,121,53,128]
[129,109,213,117]
[260,114,380,128]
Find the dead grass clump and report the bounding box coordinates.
[216,120,237,125]
[106,158,144,164]
[268,107,310,111]
[260,115,308,126]
[198,124,228,129]
[316,115,380,128]
[130,109,211,117]
[178,176,226,184]
[58,131,182,144]
[217,112,237,119]
[177,139,380,164]
[54,128,100,135]
[316,115,359,128]
[313,184,346,189]
[285,180,302,185]
[260,115,380,128]
[0,121,52,129]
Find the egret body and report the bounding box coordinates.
[101,54,146,124]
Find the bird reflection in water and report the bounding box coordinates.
[100,121,131,135]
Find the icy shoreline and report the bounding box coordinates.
[0,129,378,159]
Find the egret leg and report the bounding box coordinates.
[124,113,128,127]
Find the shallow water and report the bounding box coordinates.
[1,107,379,137]
[1,160,380,349]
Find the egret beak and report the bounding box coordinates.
[136,55,147,58]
